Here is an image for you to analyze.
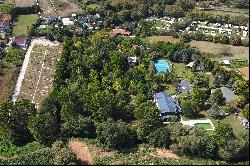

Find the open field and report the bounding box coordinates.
[14,0,36,7]
[40,0,82,17]
[145,36,180,44]
[12,14,38,37]
[205,7,249,17]
[189,40,249,61]
[39,0,57,17]
[145,36,249,61]
[14,39,61,108]
[54,0,82,16]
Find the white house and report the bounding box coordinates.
[128,56,137,63]
[220,60,230,65]
[62,18,74,26]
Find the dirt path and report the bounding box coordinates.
[68,141,93,165]
[155,149,180,160]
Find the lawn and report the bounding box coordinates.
[165,84,176,94]
[155,20,165,28]
[86,3,101,9]
[204,8,249,17]
[173,63,192,79]
[145,36,249,61]
[12,14,38,37]
[194,123,213,130]
[145,35,180,44]
[200,110,249,138]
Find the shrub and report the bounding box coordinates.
[96,119,137,150]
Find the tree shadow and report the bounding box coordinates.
[116,145,139,154]
[75,159,91,165]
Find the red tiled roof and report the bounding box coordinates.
[13,38,26,43]
[238,67,249,80]
[111,28,131,36]
[0,14,12,22]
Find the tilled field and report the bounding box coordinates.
[39,0,82,17]
[14,0,36,7]
[18,45,61,108]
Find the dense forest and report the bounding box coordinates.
[0,30,249,164]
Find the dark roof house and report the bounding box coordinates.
[154,92,181,120]
[211,87,236,103]
[177,80,192,93]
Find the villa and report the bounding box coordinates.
[154,92,181,120]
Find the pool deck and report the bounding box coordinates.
[180,117,215,130]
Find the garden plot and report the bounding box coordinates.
[40,0,82,17]
[16,40,61,108]
[14,0,36,7]
[53,0,82,17]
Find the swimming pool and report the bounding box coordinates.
[154,60,170,73]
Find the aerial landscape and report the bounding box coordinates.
[0,0,249,165]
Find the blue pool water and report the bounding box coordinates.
[154,60,170,73]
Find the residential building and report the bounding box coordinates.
[111,28,131,37]
[0,14,12,31]
[13,38,27,50]
[62,18,74,26]
[154,92,181,120]
[177,80,192,93]
[211,87,236,103]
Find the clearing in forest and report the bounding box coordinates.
[13,38,61,108]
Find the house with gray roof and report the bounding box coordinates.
[211,87,236,103]
[177,80,192,93]
[154,92,181,120]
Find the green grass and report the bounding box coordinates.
[173,63,192,79]
[165,84,176,94]
[200,110,249,138]
[155,20,165,28]
[204,8,249,17]
[86,3,101,9]
[12,14,38,37]
[230,60,249,69]
[194,123,213,129]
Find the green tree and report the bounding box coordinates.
[192,73,209,88]
[210,89,225,105]
[230,33,241,46]
[148,127,172,148]
[61,116,96,138]
[215,122,235,145]
[53,147,77,165]
[134,101,161,122]
[180,31,191,43]
[181,100,199,118]
[96,119,137,150]
[29,112,59,145]
[0,99,36,145]
[191,88,209,108]
[218,139,245,161]
[242,104,249,119]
